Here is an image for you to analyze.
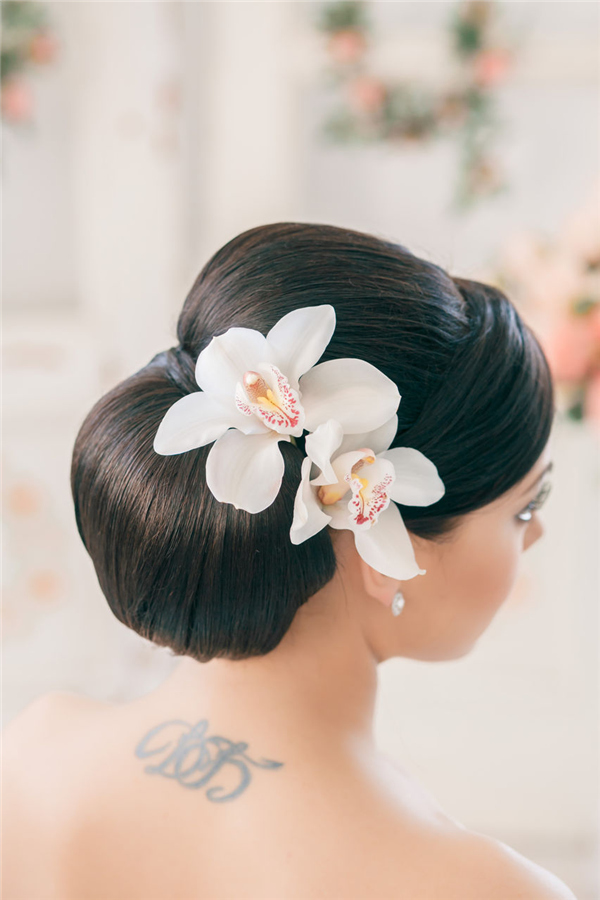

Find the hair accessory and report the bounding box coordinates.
[153,305,400,514]
[289,417,445,581]
[391,591,405,616]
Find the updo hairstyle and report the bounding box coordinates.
[70,223,555,661]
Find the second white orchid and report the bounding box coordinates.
[289,417,445,580]
[153,304,401,513]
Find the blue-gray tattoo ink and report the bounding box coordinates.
[134,718,284,802]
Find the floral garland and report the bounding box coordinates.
[316,0,514,212]
[1,0,58,125]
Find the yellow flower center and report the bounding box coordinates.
[243,371,283,415]
[235,365,302,433]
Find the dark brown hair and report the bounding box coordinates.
[70,223,555,661]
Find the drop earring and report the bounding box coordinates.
[391,590,405,616]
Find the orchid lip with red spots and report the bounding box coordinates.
[290,417,446,581]
[234,364,305,436]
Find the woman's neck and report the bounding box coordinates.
[152,600,380,758]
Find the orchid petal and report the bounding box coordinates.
[336,414,398,457]
[322,498,353,531]
[331,449,372,483]
[305,419,344,485]
[300,358,400,434]
[195,327,270,396]
[290,456,332,545]
[266,304,336,390]
[380,448,445,506]
[205,428,289,513]
[153,391,267,455]
[353,503,427,580]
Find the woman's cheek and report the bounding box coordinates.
[493,521,524,601]
[467,519,522,620]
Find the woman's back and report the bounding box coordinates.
[3,688,576,900]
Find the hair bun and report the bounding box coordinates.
[71,222,554,663]
[148,345,198,394]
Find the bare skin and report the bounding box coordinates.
[2,443,577,899]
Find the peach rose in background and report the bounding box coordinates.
[28,31,58,65]
[472,48,512,88]
[544,311,598,383]
[348,76,386,115]
[327,28,367,66]
[1,78,34,122]
[588,302,600,343]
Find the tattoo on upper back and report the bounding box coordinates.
[133,718,284,802]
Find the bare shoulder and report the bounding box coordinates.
[2,689,111,825]
[2,691,112,899]
[3,689,107,751]
[372,754,577,899]
[448,829,579,900]
[2,689,109,813]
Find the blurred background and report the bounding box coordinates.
[2,2,599,896]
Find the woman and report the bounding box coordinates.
[3,223,576,899]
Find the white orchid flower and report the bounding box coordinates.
[290,416,445,580]
[153,305,401,514]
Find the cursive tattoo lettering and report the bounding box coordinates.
[134,718,283,802]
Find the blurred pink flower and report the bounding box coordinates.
[544,313,597,383]
[589,303,600,342]
[28,31,58,65]
[348,76,386,114]
[1,78,33,122]
[473,48,512,88]
[327,29,367,65]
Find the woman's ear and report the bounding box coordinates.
[356,552,401,611]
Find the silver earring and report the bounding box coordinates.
[391,590,405,616]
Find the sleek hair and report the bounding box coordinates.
[71,223,555,661]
